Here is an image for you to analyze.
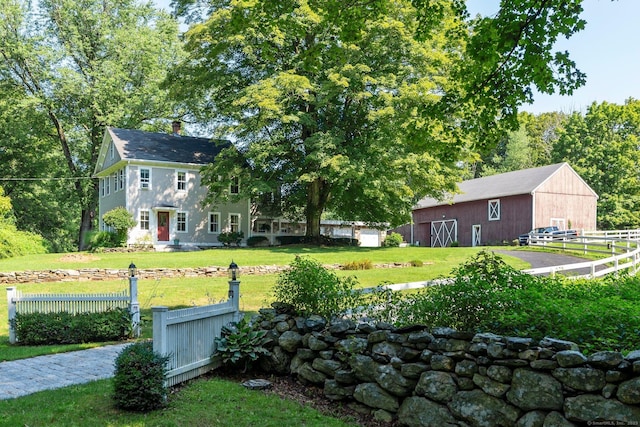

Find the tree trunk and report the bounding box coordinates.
[305,177,329,244]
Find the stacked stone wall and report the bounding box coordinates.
[254,309,640,426]
[0,263,411,284]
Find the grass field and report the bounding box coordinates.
[0,246,530,361]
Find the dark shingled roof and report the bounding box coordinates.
[108,127,230,165]
[416,163,575,209]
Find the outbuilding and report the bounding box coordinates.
[405,163,598,247]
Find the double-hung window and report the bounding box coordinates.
[208,212,220,233]
[230,177,239,195]
[140,210,150,230]
[118,169,125,191]
[488,199,500,221]
[177,171,187,191]
[229,213,240,233]
[140,168,150,189]
[177,212,187,232]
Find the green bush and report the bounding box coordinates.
[381,250,640,354]
[218,231,244,246]
[0,227,48,259]
[13,308,132,345]
[113,341,169,412]
[410,259,424,267]
[213,317,270,372]
[343,259,373,270]
[86,230,119,250]
[102,207,137,246]
[383,232,403,247]
[247,235,269,247]
[273,256,362,319]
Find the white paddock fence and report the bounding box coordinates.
[152,279,241,387]
[6,279,140,344]
[523,233,640,278]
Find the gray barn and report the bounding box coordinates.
[404,163,598,247]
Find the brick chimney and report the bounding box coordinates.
[172,120,181,135]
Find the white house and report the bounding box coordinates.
[94,125,386,248]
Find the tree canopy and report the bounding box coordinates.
[168,0,587,239]
[553,99,640,229]
[0,0,184,249]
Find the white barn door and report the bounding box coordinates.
[472,224,481,247]
[431,219,457,247]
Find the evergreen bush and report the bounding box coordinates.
[113,341,169,412]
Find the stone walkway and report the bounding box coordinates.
[0,343,131,400]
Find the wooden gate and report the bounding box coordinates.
[431,219,457,247]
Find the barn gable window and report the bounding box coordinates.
[488,199,500,221]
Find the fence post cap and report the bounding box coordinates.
[151,306,169,312]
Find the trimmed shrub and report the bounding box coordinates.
[247,235,269,247]
[410,259,424,267]
[218,231,244,246]
[113,341,169,412]
[275,235,306,245]
[382,232,403,247]
[273,256,362,319]
[13,308,132,345]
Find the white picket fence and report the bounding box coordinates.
[6,280,139,344]
[152,280,240,387]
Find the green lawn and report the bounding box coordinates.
[0,376,358,427]
[0,246,530,361]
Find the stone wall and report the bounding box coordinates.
[0,263,411,284]
[253,308,640,426]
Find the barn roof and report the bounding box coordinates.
[415,163,592,209]
[107,127,230,165]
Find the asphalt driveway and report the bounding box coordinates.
[495,250,592,269]
[494,249,609,277]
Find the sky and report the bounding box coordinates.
[155,0,639,115]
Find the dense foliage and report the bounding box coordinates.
[553,99,640,229]
[13,308,132,345]
[169,0,586,241]
[273,256,363,319]
[0,186,48,258]
[102,207,137,247]
[0,0,184,250]
[113,341,169,412]
[379,250,640,354]
[383,232,404,247]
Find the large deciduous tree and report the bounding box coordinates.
[0,0,184,250]
[553,100,640,229]
[168,0,586,240]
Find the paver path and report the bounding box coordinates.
[0,342,130,400]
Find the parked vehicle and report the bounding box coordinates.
[518,226,578,245]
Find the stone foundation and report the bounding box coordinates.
[253,309,640,426]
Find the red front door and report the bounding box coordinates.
[157,212,169,241]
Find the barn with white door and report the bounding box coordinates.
[403,163,598,247]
